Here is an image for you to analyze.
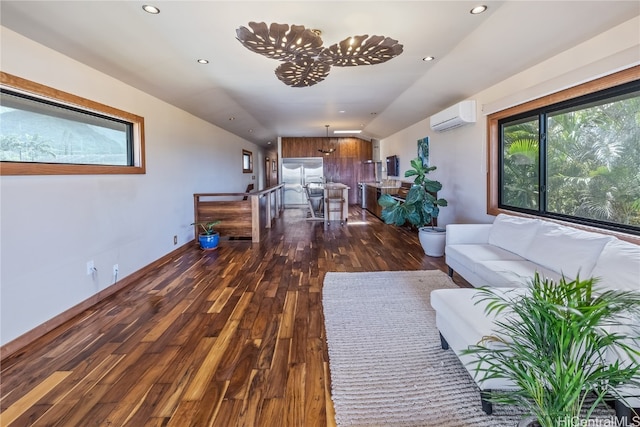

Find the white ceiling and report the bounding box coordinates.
[1,1,638,147]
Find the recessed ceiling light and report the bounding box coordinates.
[423,56,435,61]
[197,59,209,64]
[334,130,362,134]
[142,5,160,14]
[470,5,488,14]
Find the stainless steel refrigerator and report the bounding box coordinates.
[282,157,324,206]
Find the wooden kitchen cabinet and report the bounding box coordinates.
[365,184,399,219]
[365,185,382,218]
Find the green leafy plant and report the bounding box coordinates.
[463,274,640,427]
[377,157,447,228]
[191,220,221,235]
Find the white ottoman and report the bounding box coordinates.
[431,287,640,421]
[430,287,519,414]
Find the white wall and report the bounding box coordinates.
[0,27,262,345]
[381,16,640,228]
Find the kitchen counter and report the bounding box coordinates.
[359,181,414,220]
[361,181,400,190]
[324,182,350,189]
[360,182,401,219]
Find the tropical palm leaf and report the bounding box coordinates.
[463,274,640,427]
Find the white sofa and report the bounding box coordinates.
[431,213,640,418]
[444,214,639,289]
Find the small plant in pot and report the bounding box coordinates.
[378,157,448,256]
[191,220,221,250]
[463,273,640,427]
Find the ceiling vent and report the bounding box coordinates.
[430,100,476,132]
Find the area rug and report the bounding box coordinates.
[322,270,525,427]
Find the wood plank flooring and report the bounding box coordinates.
[0,206,467,427]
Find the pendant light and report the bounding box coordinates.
[318,124,335,156]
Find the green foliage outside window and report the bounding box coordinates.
[500,86,640,231]
[502,118,539,211]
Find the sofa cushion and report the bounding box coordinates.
[590,239,640,291]
[474,260,563,288]
[524,222,613,279]
[488,214,541,257]
[446,223,492,245]
[446,243,524,265]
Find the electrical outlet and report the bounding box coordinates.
[113,264,119,276]
[173,235,178,245]
[86,260,95,275]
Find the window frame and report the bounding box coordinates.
[242,149,253,173]
[487,65,640,238]
[0,72,145,175]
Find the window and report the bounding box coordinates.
[488,67,640,235]
[0,72,145,175]
[242,149,253,173]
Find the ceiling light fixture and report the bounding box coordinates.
[142,5,160,14]
[334,130,362,134]
[197,59,209,64]
[470,5,488,14]
[423,56,435,61]
[236,22,403,87]
[318,125,336,155]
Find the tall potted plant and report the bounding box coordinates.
[378,157,448,256]
[191,220,221,250]
[463,273,640,427]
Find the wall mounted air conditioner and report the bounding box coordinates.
[430,100,476,132]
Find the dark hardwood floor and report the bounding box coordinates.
[0,206,468,427]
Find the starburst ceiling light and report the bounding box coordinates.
[236,22,404,87]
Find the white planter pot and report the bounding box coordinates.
[418,226,446,257]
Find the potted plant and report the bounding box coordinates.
[377,157,448,256]
[463,273,640,427]
[191,220,221,250]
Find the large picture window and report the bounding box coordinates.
[489,67,640,236]
[0,72,145,175]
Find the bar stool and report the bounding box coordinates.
[324,187,345,226]
[305,184,324,221]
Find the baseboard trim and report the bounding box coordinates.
[1,241,195,360]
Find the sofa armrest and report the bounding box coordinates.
[446,224,492,245]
